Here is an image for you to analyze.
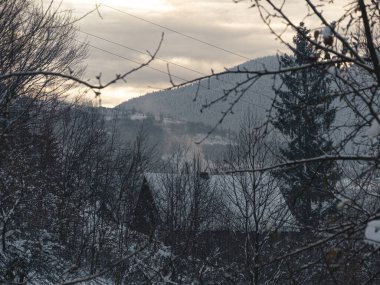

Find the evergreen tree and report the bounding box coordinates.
[272,23,339,224]
[131,177,159,236]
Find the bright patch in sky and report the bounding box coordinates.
[110,0,175,12]
[100,86,146,107]
[64,0,175,13]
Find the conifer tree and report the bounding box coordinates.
[272,23,339,224]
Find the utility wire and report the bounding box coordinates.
[83,41,188,82]
[87,5,273,104]
[79,32,270,107]
[100,4,252,61]
[80,40,267,111]
[79,30,206,76]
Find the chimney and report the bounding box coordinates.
[199,172,210,180]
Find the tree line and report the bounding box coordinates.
[2,0,380,284]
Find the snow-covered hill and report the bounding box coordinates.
[100,108,233,160]
[116,56,278,129]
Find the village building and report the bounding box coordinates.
[131,172,298,262]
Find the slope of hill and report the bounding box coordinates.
[100,108,233,161]
[116,56,279,129]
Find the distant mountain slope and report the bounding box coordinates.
[100,108,233,161]
[116,56,279,129]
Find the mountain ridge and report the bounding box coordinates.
[116,56,279,129]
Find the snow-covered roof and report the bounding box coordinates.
[144,172,297,232]
[336,177,380,214]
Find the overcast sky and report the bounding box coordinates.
[51,0,342,107]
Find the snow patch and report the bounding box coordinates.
[130,113,147,120]
[162,117,182,124]
[367,118,380,138]
[365,220,380,248]
[193,134,231,145]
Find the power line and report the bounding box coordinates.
[80,40,267,111]
[79,30,206,76]
[100,4,252,61]
[82,41,187,81]
[82,9,273,103]
[82,6,273,106]
[79,32,271,107]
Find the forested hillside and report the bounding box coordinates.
[117,57,278,129]
[2,0,380,284]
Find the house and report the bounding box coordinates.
[131,172,297,237]
[130,177,159,236]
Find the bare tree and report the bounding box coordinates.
[162,0,380,282]
[144,149,224,283]
[218,114,294,284]
[0,0,165,283]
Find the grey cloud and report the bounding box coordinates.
[63,0,342,106]
[79,4,279,85]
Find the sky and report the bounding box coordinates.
[48,0,342,107]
